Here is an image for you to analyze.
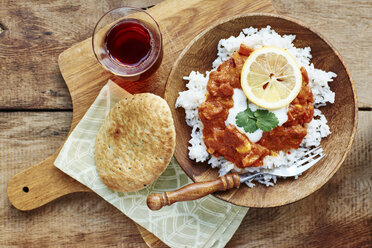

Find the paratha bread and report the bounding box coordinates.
[94,93,176,192]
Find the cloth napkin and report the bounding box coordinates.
[54,80,248,248]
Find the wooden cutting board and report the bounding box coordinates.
[7,0,275,246]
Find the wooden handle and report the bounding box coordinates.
[7,151,90,211]
[147,173,240,210]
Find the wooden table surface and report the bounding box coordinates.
[1,0,371,247]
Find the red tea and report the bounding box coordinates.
[95,17,162,81]
[105,19,152,66]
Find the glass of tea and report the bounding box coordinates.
[92,7,162,81]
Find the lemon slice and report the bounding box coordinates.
[241,46,302,109]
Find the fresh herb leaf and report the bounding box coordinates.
[254,109,279,132]
[235,105,279,133]
[235,106,258,133]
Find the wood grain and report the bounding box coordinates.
[273,0,372,109]
[1,111,370,247]
[1,0,371,109]
[7,0,275,211]
[2,111,90,210]
[166,13,357,207]
[0,0,162,110]
[227,110,372,248]
[1,0,371,247]
[0,112,147,247]
[137,225,168,248]
[6,0,275,246]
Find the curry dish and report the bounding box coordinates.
[198,44,314,168]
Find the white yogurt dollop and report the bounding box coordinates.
[225,89,288,143]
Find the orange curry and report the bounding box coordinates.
[198,44,314,168]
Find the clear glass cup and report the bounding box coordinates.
[92,7,163,81]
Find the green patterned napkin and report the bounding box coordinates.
[54,81,248,248]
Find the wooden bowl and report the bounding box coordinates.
[165,13,357,207]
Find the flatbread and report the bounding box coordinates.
[94,93,176,192]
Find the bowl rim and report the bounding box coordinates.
[164,13,358,207]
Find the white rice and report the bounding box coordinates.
[175,26,336,187]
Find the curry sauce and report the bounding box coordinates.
[198,44,314,168]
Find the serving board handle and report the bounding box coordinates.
[7,152,90,211]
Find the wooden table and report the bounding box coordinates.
[1,0,371,247]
